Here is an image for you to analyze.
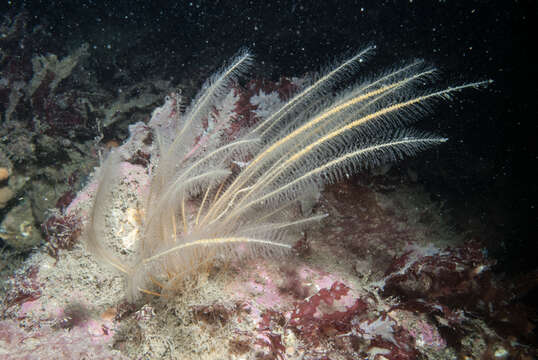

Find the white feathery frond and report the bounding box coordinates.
[84,45,489,300]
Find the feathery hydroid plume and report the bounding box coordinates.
[84,47,490,300]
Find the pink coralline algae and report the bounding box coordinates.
[0,318,124,359]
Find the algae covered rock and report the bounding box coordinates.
[0,199,42,250]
